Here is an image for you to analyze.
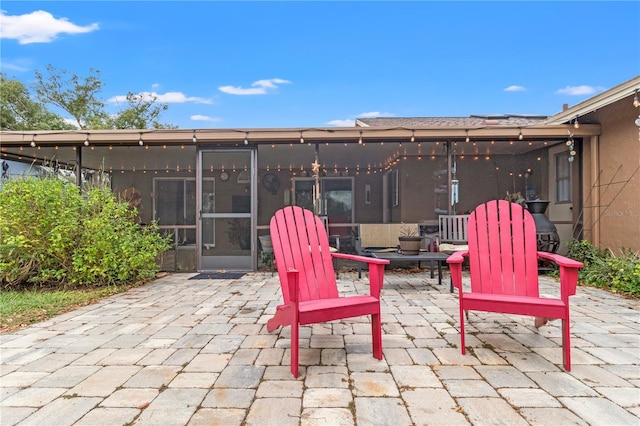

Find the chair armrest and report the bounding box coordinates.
[537,252,583,298]
[332,252,390,265]
[446,250,468,264]
[537,252,583,269]
[331,253,389,296]
[446,250,468,292]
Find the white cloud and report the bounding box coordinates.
[0,59,31,73]
[191,114,221,122]
[327,111,395,127]
[0,10,99,44]
[358,111,394,118]
[218,78,291,95]
[326,119,355,127]
[504,85,526,92]
[108,91,213,104]
[63,118,80,128]
[556,85,603,96]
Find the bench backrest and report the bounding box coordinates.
[438,215,470,244]
[358,223,419,249]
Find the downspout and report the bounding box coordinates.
[446,141,452,214]
[591,135,600,247]
[76,145,82,190]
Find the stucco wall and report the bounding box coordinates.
[582,95,640,252]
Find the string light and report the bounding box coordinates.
[410,130,415,143]
[244,132,249,145]
[574,116,580,129]
[192,130,197,143]
[566,131,576,162]
[465,129,470,143]
[634,89,640,107]
[138,133,144,146]
[518,128,523,140]
[300,131,304,144]
[84,133,90,146]
[30,134,36,148]
[358,131,363,145]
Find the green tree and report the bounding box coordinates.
[111,92,174,129]
[0,74,75,130]
[32,65,174,130]
[33,65,109,129]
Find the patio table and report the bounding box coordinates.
[372,251,450,285]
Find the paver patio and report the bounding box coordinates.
[1,271,639,425]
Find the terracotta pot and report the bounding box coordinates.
[398,236,422,255]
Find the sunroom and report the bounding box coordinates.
[0,115,598,272]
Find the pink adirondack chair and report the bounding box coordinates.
[267,206,390,378]
[447,200,583,371]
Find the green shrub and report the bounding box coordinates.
[0,177,171,289]
[566,239,640,297]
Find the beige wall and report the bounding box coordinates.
[581,95,640,253]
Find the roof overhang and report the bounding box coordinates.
[545,75,640,125]
[0,123,600,148]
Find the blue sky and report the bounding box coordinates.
[1,1,638,129]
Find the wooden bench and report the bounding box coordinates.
[436,215,469,252]
[356,223,420,253]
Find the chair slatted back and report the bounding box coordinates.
[467,200,540,297]
[270,206,339,303]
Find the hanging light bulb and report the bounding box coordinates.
[299,130,304,144]
[518,129,523,140]
[30,134,36,148]
[574,116,580,129]
[192,130,197,143]
[138,133,144,146]
[465,129,470,143]
[358,131,363,145]
[244,132,249,145]
[410,130,415,143]
[634,89,640,107]
[84,133,90,146]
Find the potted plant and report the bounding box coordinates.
[398,225,422,255]
[258,235,274,270]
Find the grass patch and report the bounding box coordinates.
[0,284,137,333]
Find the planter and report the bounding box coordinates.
[398,236,422,255]
[258,235,273,253]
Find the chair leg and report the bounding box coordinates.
[562,318,571,371]
[371,313,382,360]
[460,305,466,355]
[291,323,299,378]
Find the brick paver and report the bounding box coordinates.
[1,271,639,425]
